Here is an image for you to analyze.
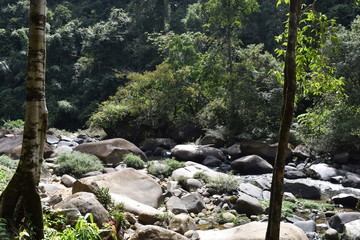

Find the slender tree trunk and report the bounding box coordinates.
[0,0,47,239]
[265,0,302,239]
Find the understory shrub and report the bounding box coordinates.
[147,162,171,178]
[207,174,239,194]
[147,158,185,178]
[45,213,106,240]
[0,155,18,169]
[55,151,104,178]
[1,119,24,131]
[123,153,145,169]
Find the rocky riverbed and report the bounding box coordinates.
[1,129,360,240]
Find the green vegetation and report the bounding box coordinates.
[147,158,185,178]
[44,213,104,240]
[1,0,359,153]
[54,151,104,178]
[207,174,239,194]
[193,171,209,183]
[261,199,335,219]
[147,162,172,178]
[95,187,112,211]
[0,155,18,169]
[1,119,24,131]
[122,153,146,169]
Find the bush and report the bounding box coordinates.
[45,213,104,240]
[95,187,112,210]
[193,171,209,183]
[1,119,24,131]
[147,162,171,178]
[207,174,239,194]
[164,158,185,172]
[123,153,145,169]
[55,151,104,178]
[0,155,18,169]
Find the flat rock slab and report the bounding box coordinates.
[197,222,308,240]
[72,168,163,208]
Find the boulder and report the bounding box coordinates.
[324,228,339,240]
[0,135,53,159]
[231,155,273,175]
[181,192,206,214]
[328,212,360,233]
[292,145,311,160]
[234,193,263,216]
[110,193,163,223]
[238,183,263,200]
[46,134,60,145]
[294,220,316,233]
[129,225,189,240]
[284,182,321,200]
[166,196,188,214]
[332,194,359,208]
[169,214,197,234]
[199,133,225,148]
[171,144,225,163]
[171,161,229,181]
[202,156,223,167]
[72,168,163,208]
[222,143,243,160]
[61,174,76,188]
[73,138,147,166]
[197,222,308,240]
[285,171,306,179]
[344,219,360,240]
[309,163,346,181]
[240,139,292,164]
[52,145,73,157]
[342,172,360,189]
[54,192,109,226]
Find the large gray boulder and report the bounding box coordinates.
[72,168,163,208]
[166,196,188,214]
[54,192,109,226]
[344,219,360,240]
[309,163,346,181]
[129,225,189,240]
[328,212,360,233]
[197,222,308,240]
[240,139,292,164]
[284,182,321,200]
[110,193,163,224]
[74,138,147,166]
[169,214,197,234]
[332,194,359,209]
[342,172,360,189]
[181,192,206,214]
[171,144,225,163]
[0,135,54,159]
[171,161,229,181]
[234,193,263,216]
[231,155,273,175]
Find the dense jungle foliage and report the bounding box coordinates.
[1,0,360,154]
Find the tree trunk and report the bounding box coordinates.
[265,0,302,240]
[0,0,47,239]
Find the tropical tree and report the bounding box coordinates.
[0,0,47,238]
[266,0,302,239]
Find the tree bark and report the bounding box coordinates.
[0,0,47,239]
[265,0,302,240]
